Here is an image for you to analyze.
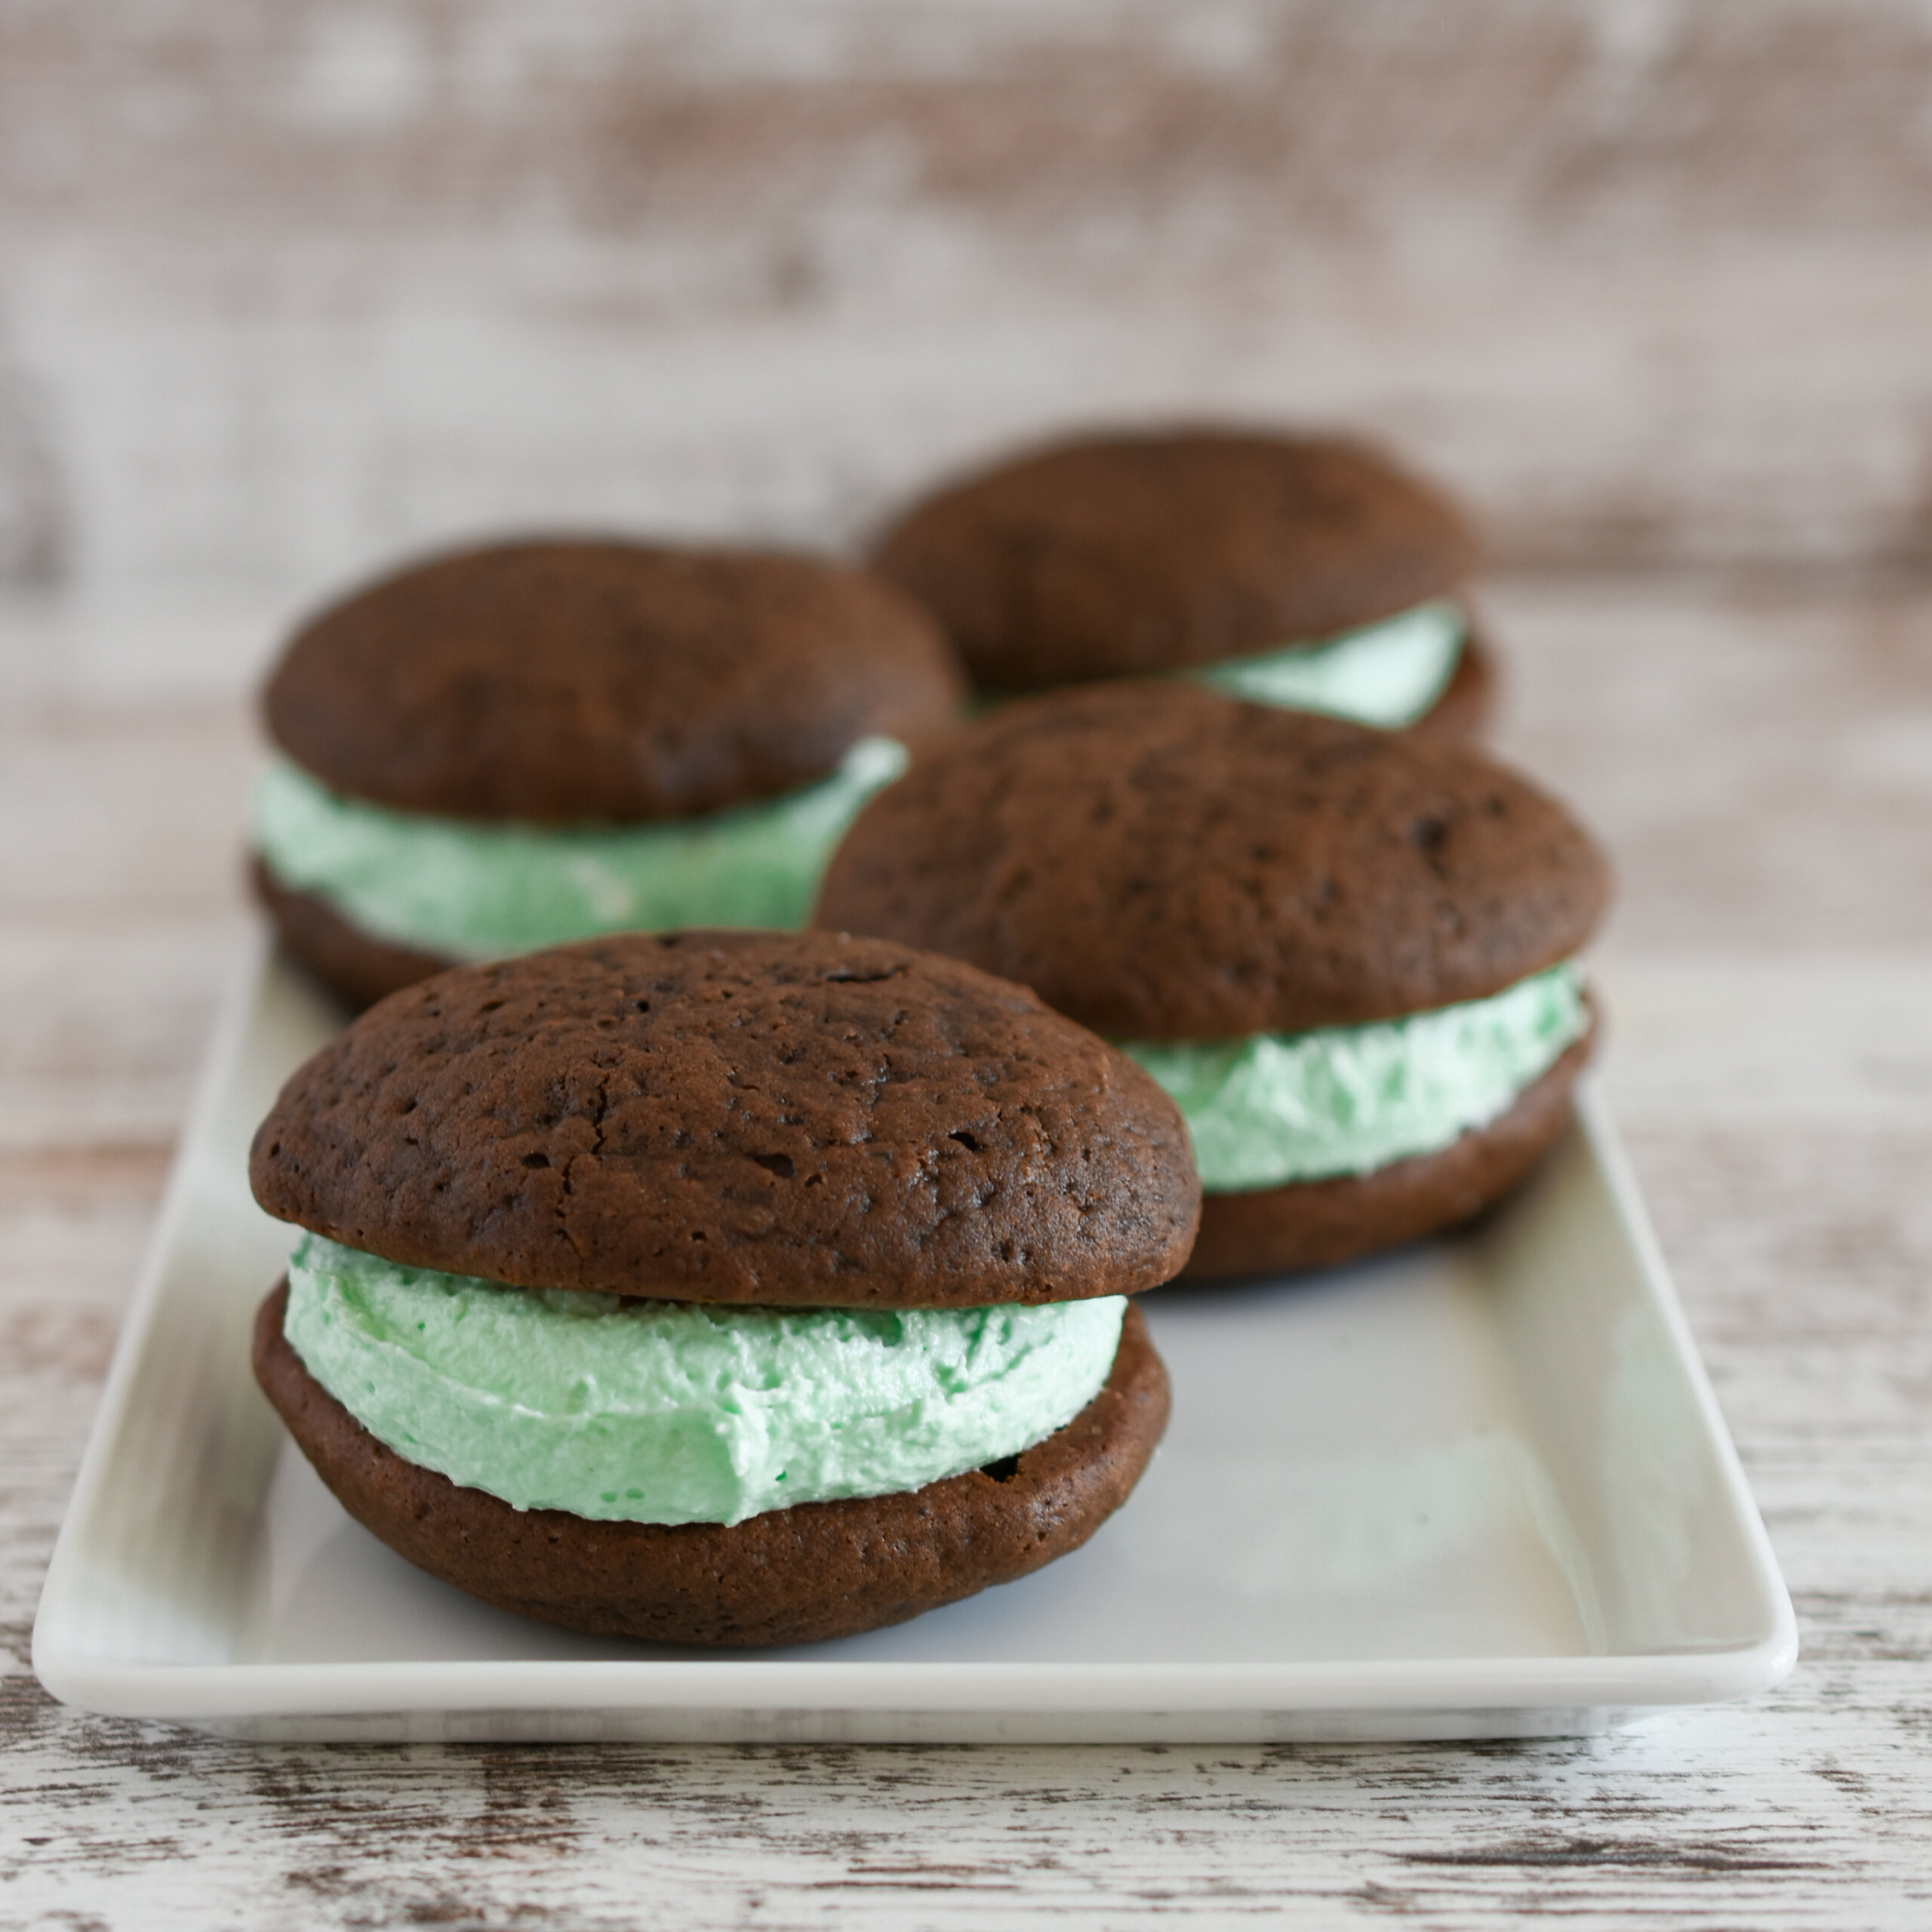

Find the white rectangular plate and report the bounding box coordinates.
[35,940,1795,1743]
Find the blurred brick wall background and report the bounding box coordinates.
[3,0,1930,627]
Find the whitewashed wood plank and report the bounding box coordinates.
[5,2,1932,605]
[1489,574,1932,952]
[1,1696,1930,1929]
[0,918,247,1150]
[0,705,257,918]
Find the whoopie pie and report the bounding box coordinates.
[870,426,1492,732]
[248,929,1197,1645]
[254,540,966,1008]
[816,685,1611,1278]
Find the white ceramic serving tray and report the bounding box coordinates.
[35,939,1795,1743]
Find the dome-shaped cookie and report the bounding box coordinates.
[250,929,1201,1306]
[815,684,1610,1041]
[870,429,1481,693]
[265,540,965,823]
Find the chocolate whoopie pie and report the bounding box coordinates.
[249,929,1195,1646]
[817,685,1611,1278]
[253,540,966,1008]
[870,427,1493,733]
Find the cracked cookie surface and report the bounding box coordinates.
[249,929,1201,1306]
[265,539,964,822]
[816,684,1611,1039]
[870,428,1481,691]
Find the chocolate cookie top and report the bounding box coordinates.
[250,929,1200,1306]
[264,540,965,823]
[870,429,1481,691]
[815,685,1611,1038]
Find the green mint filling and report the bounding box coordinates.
[1118,961,1588,1193]
[1190,600,1466,728]
[282,1234,1125,1526]
[254,735,909,958]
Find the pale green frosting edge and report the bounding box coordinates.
[1118,962,1589,1193]
[282,1235,1126,1527]
[253,735,909,958]
[1190,600,1466,728]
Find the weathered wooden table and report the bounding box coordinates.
[3,572,1929,1925]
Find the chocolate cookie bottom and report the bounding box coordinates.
[972,629,1495,735]
[1210,618,1497,740]
[253,854,454,1010]
[253,1288,1169,1647]
[1407,627,1495,740]
[1179,1030,1591,1281]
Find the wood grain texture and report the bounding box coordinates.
[3,570,1931,1924]
[3,0,1932,617]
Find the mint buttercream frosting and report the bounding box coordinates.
[1192,599,1466,728]
[254,735,909,958]
[283,1234,1125,1526]
[1119,962,1588,1193]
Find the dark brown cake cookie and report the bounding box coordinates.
[816,684,1611,1039]
[251,930,1191,1647]
[871,428,1481,697]
[251,928,1201,1308]
[1409,623,1497,740]
[254,1285,1169,1647]
[266,540,965,823]
[252,857,450,1011]
[817,685,1609,1278]
[1180,1031,1592,1279]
